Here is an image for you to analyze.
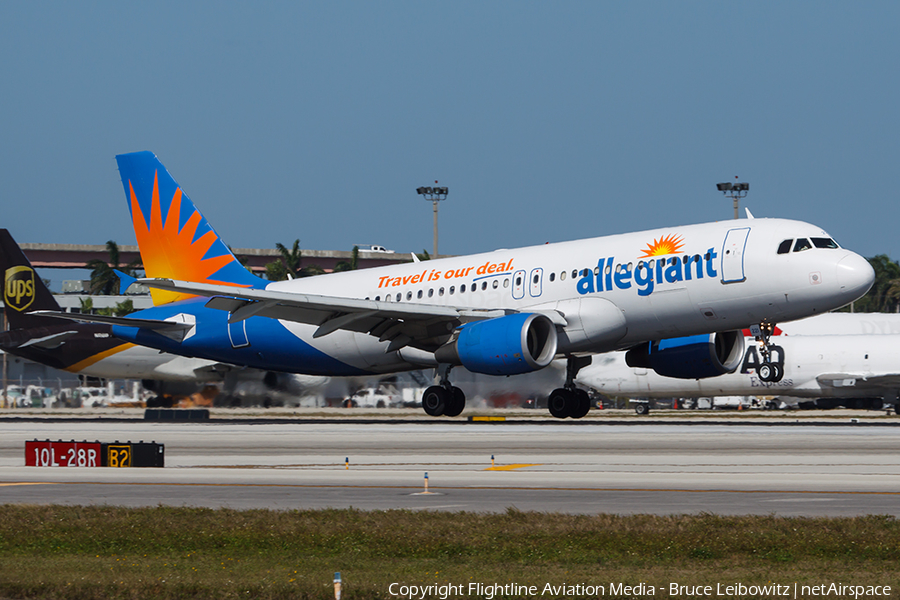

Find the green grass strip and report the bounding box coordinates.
[0,505,897,599]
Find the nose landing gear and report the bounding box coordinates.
[548,356,593,419]
[752,322,784,383]
[422,364,466,417]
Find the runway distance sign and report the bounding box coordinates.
[25,440,164,467]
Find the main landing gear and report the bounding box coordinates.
[547,356,593,419]
[752,321,784,383]
[422,364,466,417]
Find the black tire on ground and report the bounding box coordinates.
[422,385,448,416]
[569,389,591,419]
[548,388,571,419]
[443,386,466,417]
[634,403,649,415]
[758,362,774,382]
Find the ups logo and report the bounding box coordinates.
[5,266,35,312]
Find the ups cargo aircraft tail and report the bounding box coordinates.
[0,228,135,375]
[35,152,875,418]
[0,229,325,404]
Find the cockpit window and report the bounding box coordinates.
[793,238,812,252]
[777,239,793,254]
[811,237,839,249]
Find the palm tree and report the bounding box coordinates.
[276,240,303,278]
[265,239,325,280]
[852,255,900,312]
[333,246,360,272]
[85,241,142,295]
[884,278,900,313]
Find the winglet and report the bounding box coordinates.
[114,269,137,294]
[411,252,420,263]
[745,208,755,219]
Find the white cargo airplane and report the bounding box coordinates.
[578,314,900,414]
[39,152,875,419]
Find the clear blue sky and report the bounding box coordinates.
[3,2,898,278]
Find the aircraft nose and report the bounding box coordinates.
[836,252,875,300]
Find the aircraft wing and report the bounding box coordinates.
[815,372,900,392]
[137,278,563,351]
[31,311,195,342]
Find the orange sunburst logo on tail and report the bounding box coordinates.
[639,234,685,258]
[130,171,244,305]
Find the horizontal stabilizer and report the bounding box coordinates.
[18,330,80,350]
[114,269,137,294]
[31,311,194,342]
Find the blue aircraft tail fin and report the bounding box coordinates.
[115,151,266,305]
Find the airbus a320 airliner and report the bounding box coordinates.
[38,152,875,419]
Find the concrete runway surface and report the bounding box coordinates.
[1,418,898,516]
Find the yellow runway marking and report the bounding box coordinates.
[0,482,60,487]
[484,464,541,471]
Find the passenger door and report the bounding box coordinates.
[721,227,750,284]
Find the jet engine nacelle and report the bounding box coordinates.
[625,331,744,379]
[434,313,558,376]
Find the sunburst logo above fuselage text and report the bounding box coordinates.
[639,234,685,258]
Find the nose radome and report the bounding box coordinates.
[836,253,875,299]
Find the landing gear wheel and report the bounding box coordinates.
[758,362,775,383]
[548,388,572,419]
[771,363,784,382]
[753,321,784,382]
[422,385,448,416]
[443,386,466,417]
[569,389,591,419]
[634,403,650,415]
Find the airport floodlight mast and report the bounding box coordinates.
[716,178,749,219]
[416,182,448,258]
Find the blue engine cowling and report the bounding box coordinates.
[625,331,744,379]
[434,313,558,375]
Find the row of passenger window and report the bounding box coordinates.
[370,278,512,302]
[776,237,839,254]
[369,254,716,302]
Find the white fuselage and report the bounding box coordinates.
[259,217,872,373]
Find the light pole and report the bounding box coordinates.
[416,183,448,258]
[716,179,749,219]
